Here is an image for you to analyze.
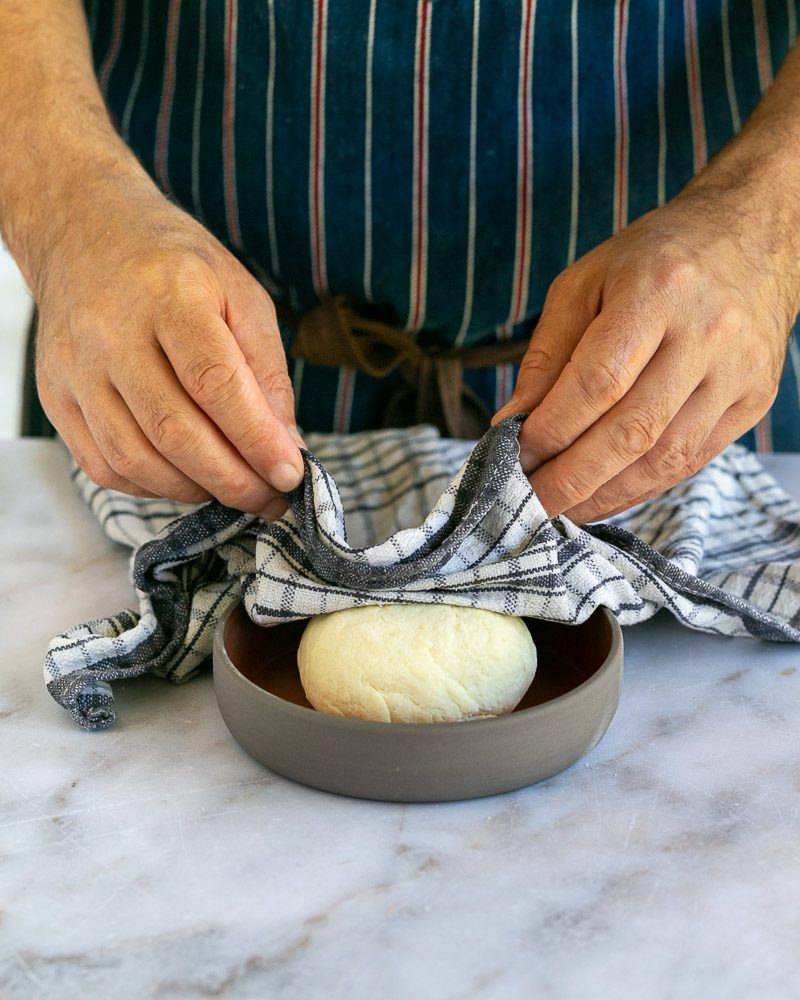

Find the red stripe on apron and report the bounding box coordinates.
[223,0,243,249]
[154,0,181,194]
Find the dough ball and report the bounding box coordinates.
[297,604,537,724]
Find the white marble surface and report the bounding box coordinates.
[2,441,800,1000]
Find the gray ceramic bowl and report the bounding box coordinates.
[213,604,623,802]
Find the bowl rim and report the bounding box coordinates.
[213,604,623,735]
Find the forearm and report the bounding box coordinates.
[680,40,800,299]
[0,0,152,296]
[694,40,800,189]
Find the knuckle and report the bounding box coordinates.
[518,345,557,382]
[643,435,695,480]
[183,356,241,407]
[140,247,207,291]
[152,409,195,455]
[685,452,707,478]
[172,246,212,281]
[79,454,109,487]
[717,302,746,336]
[545,268,580,304]
[735,371,778,415]
[249,285,278,322]
[531,409,571,454]
[652,254,698,300]
[751,384,779,416]
[763,381,780,409]
[614,409,662,458]
[92,422,137,473]
[214,470,267,512]
[108,449,147,483]
[572,357,628,406]
[33,372,63,420]
[586,486,628,516]
[547,468,595,509]
[255,366,294,402]
[135,248,218,314]
[236,421,278,455]
[82,457,124,492]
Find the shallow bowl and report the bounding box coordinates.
[213,604,623,802]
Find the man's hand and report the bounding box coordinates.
[0,0,302,519]
[495,36,800,524]
[35,179,303,518]
[494,189,798,524]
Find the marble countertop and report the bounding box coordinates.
[2,440,800,1000]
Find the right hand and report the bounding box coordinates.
[35,177,304,520]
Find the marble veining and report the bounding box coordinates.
[2,442,800,999]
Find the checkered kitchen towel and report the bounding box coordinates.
[45,415,800,729]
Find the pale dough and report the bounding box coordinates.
[297,603,537,723]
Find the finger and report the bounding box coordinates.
[529,341,702,517]
[52,398,159,498]
[516,304,668,472]
[35,373,156,496]
[82,386,212,504]
[224,282,304,439]
[571,490,661,524]
[115,350,289,515]
[562,394,752,524]
[492,269,599,423]
[157,301,304,492]
[261,496,290,522]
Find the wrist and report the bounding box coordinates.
[2,129,156,300]
[676,135,800,317]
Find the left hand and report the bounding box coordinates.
[493,186,800,524]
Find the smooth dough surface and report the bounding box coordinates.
[297,604,537,723]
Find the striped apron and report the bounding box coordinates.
[85,0,800,450]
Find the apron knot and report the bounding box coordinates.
[286,294,533,439]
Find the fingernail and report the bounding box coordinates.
[492,407,512,426]
[494,397,517,420]
[259,497,289,522]
[270,461,304,493]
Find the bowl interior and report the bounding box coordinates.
[222,604,614,713]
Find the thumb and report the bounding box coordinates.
[492,272,596,424]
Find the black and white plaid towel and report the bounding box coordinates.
[45,415,800,730]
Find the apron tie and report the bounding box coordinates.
[282,295,533,439]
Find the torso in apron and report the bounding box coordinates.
[86,0,800,446]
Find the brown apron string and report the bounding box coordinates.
[278,295,534,439]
